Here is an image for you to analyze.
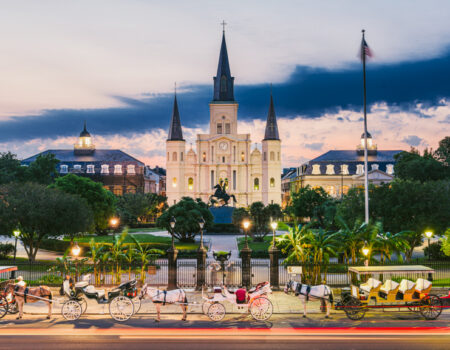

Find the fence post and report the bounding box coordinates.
[269,245,279,290]
[167,246,178,290]
[196,246,207,290]
[241,247,252,289]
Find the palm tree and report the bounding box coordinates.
[275,223,309,265]
[108,230,128,284]
[98,250,110,285]
[375,230,410,263]
[130,235,164,285]
[122,244,137,280]
[335,216,368,264]
[88,239,104,285]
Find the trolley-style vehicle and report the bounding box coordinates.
[335,265,443,320]
[202,281,273,321]
[61,274,141,322]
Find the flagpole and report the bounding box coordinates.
[362,29,369,224]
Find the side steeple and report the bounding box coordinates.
[263,91,280,141]
[167,93,184,141]
[213,28,235,102]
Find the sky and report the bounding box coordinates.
[0,0,449,167]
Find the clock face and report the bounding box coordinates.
[219,141,228,151]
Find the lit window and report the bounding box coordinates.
[270,151,275,161]
[172,152,177,161]
[217,123,223,134]
[241,152,245,162]
[270,177,275,188]
[326,164,335,175]
[101,164,109,174]
[202,152,206,162]
[113,186,123,196]
[342,185,349,195]
[341,164,349,175]
[326,186,335,196]
[87,165,95,174]
[253,178,260,191]
[225,123,230,134]
[172,177,177,188]
[188,177,194,190]
[356,164,364,175]
[114,165,122,175]
[371,163,379,171]
[60,165,68,173]
[127,165,135,174]
[386,164,394,175]
[312,164,321,175]
[74,164,82,172]
[126,186,136,194]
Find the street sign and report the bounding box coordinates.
[287,266,302,275]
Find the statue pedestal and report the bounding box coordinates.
[209,206,235,224]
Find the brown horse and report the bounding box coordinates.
[5,284,53,319]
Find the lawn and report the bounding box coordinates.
[127,227,164,233]
[236,235,276,252]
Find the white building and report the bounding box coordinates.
[166,31,281,207]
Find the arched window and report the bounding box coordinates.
[188,177,194,190]
[172,152,177,161]
[270,177,275,188]
[74,164,82,172]
[172,177,177,188]
[114,165,122,175]
[101,164,109,174]
[356,164,364,175]
[326,164,335,175]
[225,123,231,134]
[371,163,379,171]
[263,152,267,161]
[270,151,275,161]
[341,164,349,175]
[220,75,227,92]
[180,152,184,161]
[87,164,95,174]
[202,152,206,162]
[312,164,321,175]
[217,123,223,134]
[127,165,135,174]
[241,151,245,162]
[253,178,260,191]
[386,164,394,175]
[60,165,68,174]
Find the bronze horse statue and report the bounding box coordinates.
[209,180,236,206]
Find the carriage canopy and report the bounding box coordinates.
[348,265,435,275]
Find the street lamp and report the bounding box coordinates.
[72,242,81,282]
[362,244,370,267]
[169,216,177,250]
[425,231,433,261]
[109,217,119,231]
[198,217,205,249]
[11,229,20,279]
[243,219,251,249]
[270,220,277,248]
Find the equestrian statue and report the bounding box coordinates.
[209,178,236,206]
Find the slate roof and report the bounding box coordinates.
[22,149,145,166]
[167,94,184,141]
[263,93,280,141]
[213,31,235,102]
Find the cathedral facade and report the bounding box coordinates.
[166,31,281,207]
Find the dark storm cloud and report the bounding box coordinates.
[402,135,423,147]
[0,49,449,142]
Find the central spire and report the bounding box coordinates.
[263,91,280,141]
[167,93,184,141]
[213,27,235,102]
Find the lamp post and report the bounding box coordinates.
[72,242,81,282]
[243,220,250,249]
[198,217,205,249]
[196,217,207,290]
[241,219,252,289]
[269,220,280,290]
[425,231,433,261]
[169,216,177,249]
[109,217,119,233]
[167,216,178,289]
[11,229,20,279]
[362,245,370,267]
[270,220,277,248]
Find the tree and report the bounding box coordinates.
[394,149,449,182]
[116,192,167,225]
[441,228,450,257]
[130,235,164,285]
[434,136,450,166]
[0,152,26,185]
[52,174,116,233]
[25,153,60,185]
[0,182,93,261]
[288,185,333,226]
[232,207,250,227]
[156,197,214,242]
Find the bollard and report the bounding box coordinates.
[241,246,252,289]
[196,245,207,290]
[269,245,279,290]
[167,246,178,290]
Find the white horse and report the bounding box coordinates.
[140,284,188,322]
[284,280,334,318]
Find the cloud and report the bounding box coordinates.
[402,135,423,147]
[304,142,324,151]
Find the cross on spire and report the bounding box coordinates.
[221,20,227,32]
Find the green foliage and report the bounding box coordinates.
[424,241,450,260]
[0,243,15,259]
[440,228,450,257]
[52,174,116,232]
[434,136,450,166]
[0,182,93,261]
[38,238,71,253]
[231,207,250,227]
[394,149,449,182]
[116,192,167,225]
[0,152,26,185]
[130,234,164,284]
[156,197,214,242]
[26,153,60,185]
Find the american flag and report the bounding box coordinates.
[361,37,373,60]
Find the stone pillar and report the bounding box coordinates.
[269,245,279,290]
[167,246,178,290]
[196,246,207,290]
[241,246,252,289]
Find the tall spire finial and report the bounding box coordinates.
[270,83,273,96]
[174,82,177,95]
[221,20,227,33]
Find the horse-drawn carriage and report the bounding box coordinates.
[335,265,443,320]
[201,281,273,321]
[0,279,19,318]
[61,274,141,322]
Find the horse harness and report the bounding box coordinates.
[13,286,51,303]
[295,283,312,301]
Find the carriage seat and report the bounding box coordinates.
[396,279,415,300]
[360,278,382,293]
[235,288,247,304]
[84,285,106,299]
[415,278,432,293]
[379,280,399,300]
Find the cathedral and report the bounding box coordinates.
[166,30,282,207]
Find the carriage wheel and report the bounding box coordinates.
[207,302,226,321]
[202,301,211,315]
[7,301,19,314]
[0,296,8,319]
[61,300,82,321]
[419,295,443,320]
[109,296,134,322]
[132,297,141,314]
[249,297,273,321]
[344,297,366,321]
[79,298,88,314]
